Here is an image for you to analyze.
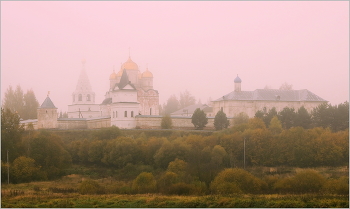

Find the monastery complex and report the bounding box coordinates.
[21,56,327,130]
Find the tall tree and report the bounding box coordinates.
[279,82,293,90]
[295,106,312,129]
[22,89,40,120]
[214,110,230,130]
[278,107,296,129]
[179,90,196,109]
[191,108,208,130]
[1,108,24,163]
[163,94,180,115]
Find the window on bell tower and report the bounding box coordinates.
[87,94,91,101]
[78,94,82,101]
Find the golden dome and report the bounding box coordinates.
[116,69,123,77]
[109,71,117,80]
[142,68,153,78]
[121,56,138,70]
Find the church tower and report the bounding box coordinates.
[234,75,242,92]
[67,59,100,118]
[37,93,58,129]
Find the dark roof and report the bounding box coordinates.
[234,75,242,83]
[39,96,57,108]
[118,69,130,89]
[101,98,112,105]
[214,89,327,102]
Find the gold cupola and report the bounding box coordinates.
[109,70,117,80]
[121,56,139,70]
[142,68,153,78]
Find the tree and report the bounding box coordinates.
[161,114,172,129]
[295,106,312,129]
[279,82,293,90]
[1,108,24,163]
[278,107,296,129]
[163,94,180,115]
[132,172,157,193]
[22,89,40,120]
[268,116,283,135]
[233,112,249,125]
[191,108,208,130]
[2,85,40,120]
[179,90,196,109]
[214,110,230,130]
[11,156,44,183]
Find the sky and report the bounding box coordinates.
[1,1,349,113]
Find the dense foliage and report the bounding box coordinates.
[214,110,230,130]
[191,108,208,130]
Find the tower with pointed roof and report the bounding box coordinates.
[68,59,101,118]
[234,74,242,92]
[37,93,58,129]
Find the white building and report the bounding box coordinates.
[212,75,327,118]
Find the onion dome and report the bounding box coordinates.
[109,70,117,80]
[116,69,123,77]
[121,56,138,70]
[234,74,242,83]
[142,68,153,78]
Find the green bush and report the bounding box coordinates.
[161,115,172,129]
[78,179,105,194]
[210,168,266,194]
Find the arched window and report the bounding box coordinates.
[113,111,115,118]
[78,94,82,101]
[87,94,91,101]
[131,111,134,117]
[115,111,118,118]
[124,111,127,117]
[150,108,152,115]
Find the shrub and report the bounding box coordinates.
[78,179,105,194]
[324,176,349,195]
[161,115,172,129]
[132,172,157,194]
[168,182,194,195]
[210,168,266,194]
[274,169,326,194]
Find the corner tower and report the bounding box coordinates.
[37,93,58,129]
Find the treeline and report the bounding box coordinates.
[254,102,349,132]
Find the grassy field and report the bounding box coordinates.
[2,176,348,208]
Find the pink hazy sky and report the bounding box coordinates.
[1,1,349,113]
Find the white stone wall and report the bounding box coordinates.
[110,102,139,129]
[37,108,58,129]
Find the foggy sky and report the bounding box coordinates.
[1,1,349,113]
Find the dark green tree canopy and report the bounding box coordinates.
[191,108,208,130]
[214,110,230,130]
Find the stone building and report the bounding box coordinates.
[212,75,327,118]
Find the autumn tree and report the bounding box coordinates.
[1,108,24,163]
[161,114,172,129]
[191,108,208,130]
[179,90,196,109]
[11,156,45,183]
[268,116,283,135]
[233,112,249,125]
[22,89,40,119]
[214,110,230,130]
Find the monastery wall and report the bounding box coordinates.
[87,118,110,129]
[135,116,217,130]
[57,119,87,129]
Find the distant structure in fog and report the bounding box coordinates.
[211,75,327,118]
[20,62,327,130]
